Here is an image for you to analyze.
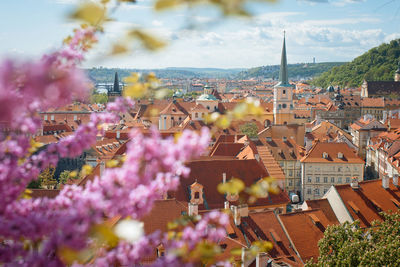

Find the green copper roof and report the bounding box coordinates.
[275,32,291,87]
[197,94,217,101]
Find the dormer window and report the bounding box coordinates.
[338,152,343,159]
[44,115,48,121]
[50,115,55,121]
[322,152,328,159]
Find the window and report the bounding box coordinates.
[283,89,286,94]
[289,180,293,186]
[315,188,320,195]
[307,176,312,183]
[195,113,198,118]
[194,192,200,199]
[207,106,210,110]
[324,188,328,194]
[297,180,301,186]
[282,103,287,108]
[337,167,342,172]
[338,177,342,183]
[307,188,312,195]
[346,177,350,183]
[289,170,293,177]
[316,177,320,183]
[331,177,335,183]
[324,177,328,183]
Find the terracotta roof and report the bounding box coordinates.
[230,210,303,266]
[256,146,286,183]
[303,199,338,223]
[171,158,289,210]
[278,209,339,262]
[349,117,386,131]
[310,121,352,141]
[334,179,400,228]
[361,97,385,107]
[159,102,187,115]
[30,189,60,198]
[301,142,364,164]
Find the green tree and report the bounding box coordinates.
[307,211,400,266]
[90,93,108,104]
[240,122,258,138]
[38,166,57,189]
[58,170,71,187]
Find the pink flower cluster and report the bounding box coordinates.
[0,25,230,266]
[0,26,96,132]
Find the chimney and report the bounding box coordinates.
[382,175,390,189]
[188,203,198,216]
[350,177,359,189]
[232,206,241,225]
[256,252,270,267]
[238,204,249,217]
[224,201,230,210]
[99,161,105,177]
[223,172,226,184]
[393,174,399,187]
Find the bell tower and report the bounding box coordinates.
[273,32,294,125]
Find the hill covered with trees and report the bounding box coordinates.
[236,62,345,80]
[86,67,243,82]
[312,39,400,88]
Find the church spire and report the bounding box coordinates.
[278,31,289,85]
[113,72,120,92]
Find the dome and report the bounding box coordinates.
[327,85,335,93]
[197,94,217,101]
[173,90,184,98]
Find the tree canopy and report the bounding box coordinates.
[307,211,400,267]
[312,39,400,88]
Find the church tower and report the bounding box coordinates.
[273,32,294,125]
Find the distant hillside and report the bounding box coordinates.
[86,67,244,83]
[312,39,400,88]
[236,62,345,80]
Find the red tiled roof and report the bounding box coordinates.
[171,158,289,210]
[334,179,400,228]
[279,209,339,262]
[301,142,364,164]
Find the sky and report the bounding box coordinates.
[0,0,399,69]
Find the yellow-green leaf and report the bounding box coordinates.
[111,43,129,55]
[155,0,181,11]
[129,29,166,51]
[70,2,106,26]
[217,178,245,195]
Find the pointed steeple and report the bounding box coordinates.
[113,72,120,92]
[277,31,289,86]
